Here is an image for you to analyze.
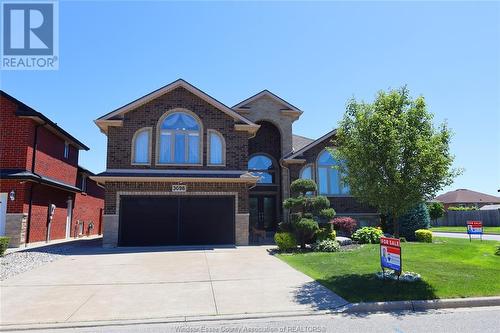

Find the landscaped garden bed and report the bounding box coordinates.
[431,226,500,235]
[277,237,500,302]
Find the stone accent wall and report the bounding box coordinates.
[107,87,251,170]
[5,213,27,247]
[102,214,118,247]
[104,181,249,214]
[235,213,249,245]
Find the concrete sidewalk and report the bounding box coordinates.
[0,246,347,327]
[433,232,500,241]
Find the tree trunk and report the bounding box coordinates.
[392,211,399,238]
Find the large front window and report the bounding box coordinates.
[158,112,201,164]
[248,155,275,184]
[317,150,349,195]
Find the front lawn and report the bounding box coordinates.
[277,238,500,302]
[431,226,500,234]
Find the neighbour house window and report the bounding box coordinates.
[158,112,201,164]
[248,154,275,184]
[208,130,225,165]
[132,128,151,164]
[317,149,350,195]
[64,142,69,159]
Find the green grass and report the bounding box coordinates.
[431,226,500,234]
[277,238,500,302]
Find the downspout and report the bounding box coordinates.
[279,158,291,223]
[25,122,44,246]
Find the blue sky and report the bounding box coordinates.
[2,1,499,196]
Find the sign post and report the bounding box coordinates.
[467,221,483,242]
[380,237,402,279]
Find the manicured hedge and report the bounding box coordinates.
[415,229,433,243]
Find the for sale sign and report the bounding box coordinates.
[380,237,402,273]
[467,221,483,235]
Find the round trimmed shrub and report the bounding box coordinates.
[415,229,433,243]
[313,239,340,252]
[330,217,358,236]
[274,232,297,251]
[293,218,319,248]
[290,179,317,195]
[315,228,336,242]
[352,227,383,244]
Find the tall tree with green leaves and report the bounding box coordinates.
[332,87,460,237]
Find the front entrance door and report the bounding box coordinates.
[249,195,276,242]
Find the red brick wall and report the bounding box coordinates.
[28,184,74,242]
[0,96,31,170]
[34,127,79,185]
[0,180,28,213]
[73,179,104,236]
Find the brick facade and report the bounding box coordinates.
[107,87,251,170]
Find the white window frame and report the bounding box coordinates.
[156,109,203,166]
[131,127,152,165]
[207,129,226,166]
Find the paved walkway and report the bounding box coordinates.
[0,244,347,327]
[433,232,500,241]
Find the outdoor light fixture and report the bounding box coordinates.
[9,190,15,201]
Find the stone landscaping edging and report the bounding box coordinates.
[343,296,500,313]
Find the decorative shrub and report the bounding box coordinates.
[293,218,319,248]
[330,217,358,236]
[415,229,433,243]
[352,227,383,244]
[313,239,340,252]
[315,228,336,242]
[385,203,431,241]
[290,178,317,195]
[0,236,10,257]
[274,232,297,251]
[495,246,500,256]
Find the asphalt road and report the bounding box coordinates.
[433,232,500,241]
[12,306,500,333]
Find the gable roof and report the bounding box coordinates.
[232,89,303,117]
[292,134,314,152]
[285,129,336,159]
[434,189,500,204]
[95,79,258,133]
[1,90,89,150]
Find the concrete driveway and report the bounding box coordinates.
[0,244,347,327]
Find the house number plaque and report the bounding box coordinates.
[172,184,187,192]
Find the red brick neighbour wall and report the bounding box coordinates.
[28,185,74,242]
[0,180,28,213]
[0,96,31,170]
[34,127,78,185]
[73,179,104,236]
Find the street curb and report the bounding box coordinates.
[344,296,500,313]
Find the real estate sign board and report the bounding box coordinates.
[467,220,483,241]
[380,237,402,274]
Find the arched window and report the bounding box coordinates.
[248,154,275,184]
[208,130,225,165]
[300,165,313,180]
[132,128,151,164]
[317,150,349,195]
[158,112,201,164]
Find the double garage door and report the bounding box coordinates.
[118,196,235,246]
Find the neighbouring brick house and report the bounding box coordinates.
[0,91,104,247]
[93,79,378,247]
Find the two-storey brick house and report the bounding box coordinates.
[0,91,104,247]
[93,79,378,247]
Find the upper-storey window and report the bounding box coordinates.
[132,128,151,164]
[300,164,313,180]
[317,149,350,195]
[208,130,225,165]
[64,142,69,159]
[158,112,201,164]
[249,154,275,184]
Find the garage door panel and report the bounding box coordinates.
[180,197,235,245]
[119,197,178,246]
